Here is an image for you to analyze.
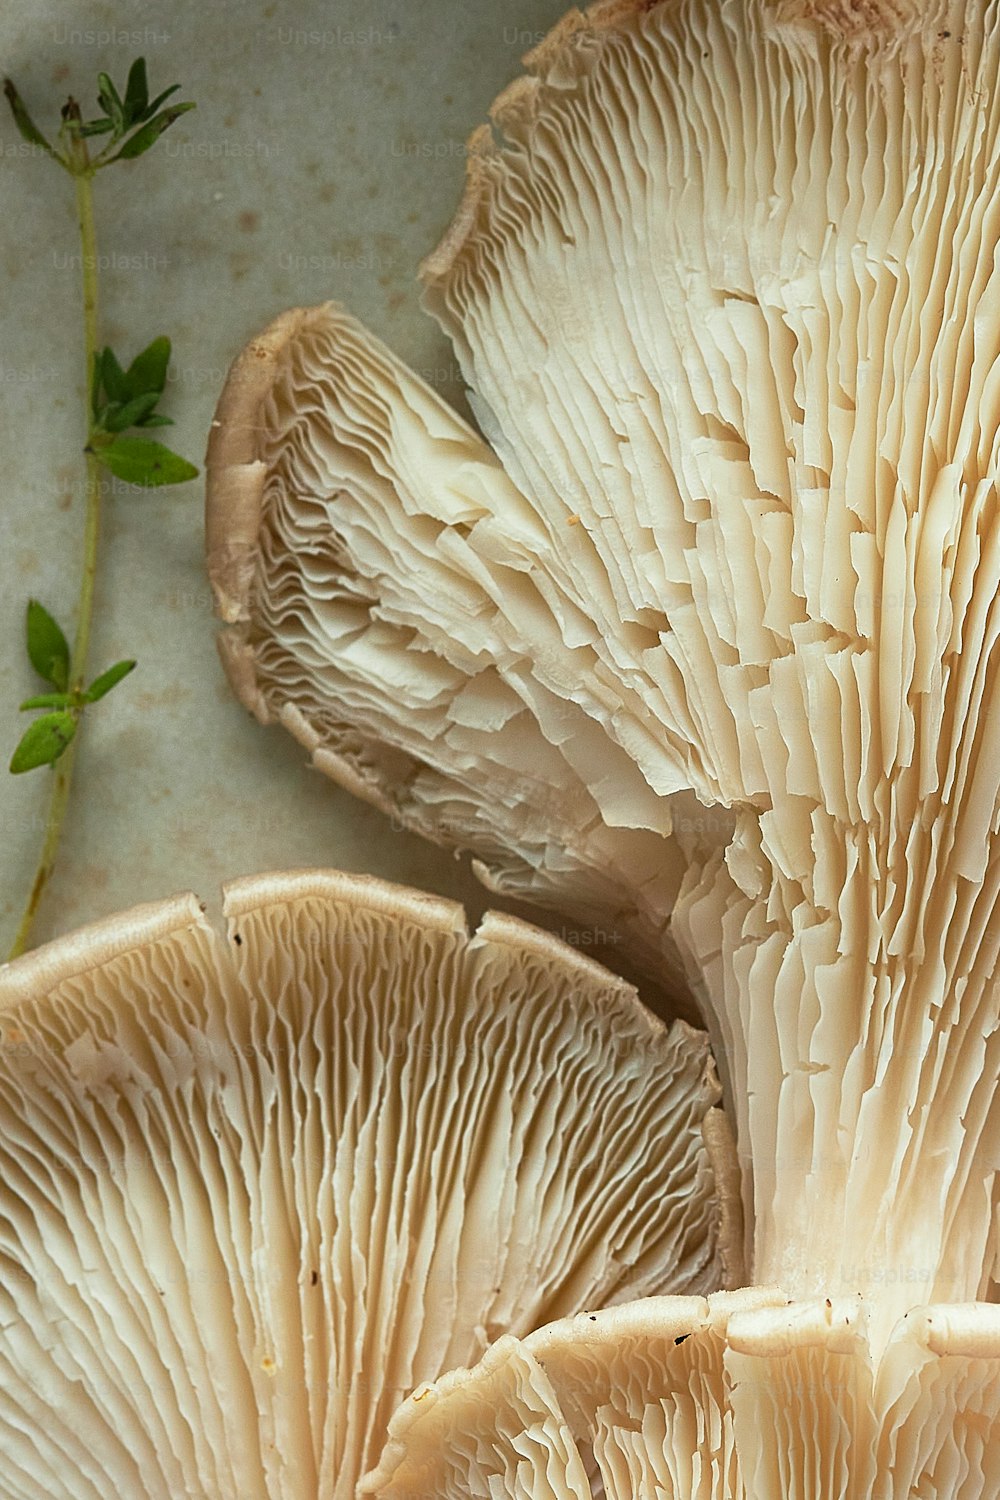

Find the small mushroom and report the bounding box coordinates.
[363,1294,1000,1500]
[206,305,726,1022]
[0,869,739,1497]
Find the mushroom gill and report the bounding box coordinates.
[206,0,1000,1353]
[363,1294,1000,1500]
[0,870,735,1499]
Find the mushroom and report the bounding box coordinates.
[206,305,731,1022]
[206,0,1000,1353]
[363,1294,1000,1500]
[0,869,739,1498]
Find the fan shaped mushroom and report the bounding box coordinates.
[206,0,1000,1353]
[206,305,730,1020]
[0,869,737,1499]
[364,1294,1000,1500]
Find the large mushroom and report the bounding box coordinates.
[0,869,737,1498]
[206,0,1000,1356]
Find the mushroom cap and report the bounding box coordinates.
[206,0,1000,1340]
[363,1292,1000,1500]
[0,869,739,1499]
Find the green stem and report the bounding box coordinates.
[6,166,100,963]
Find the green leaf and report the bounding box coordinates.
[137,412,173,428]
[95,435,198,488]
[96,72,124,133]
[9,712,77,774]
[124,335,170,397]
[99,346,129,403]
[101,391,162,433]
[77,117,114,138]
[122,58,148,127]
[19,692,71,711]
[91,351,103,421]
[25,600,70,690]
[3,78,56,157]
[140,83,181,121]
[110,101,195,161]
[84,659,135,703]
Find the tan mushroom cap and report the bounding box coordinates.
[363,1292,1000,1500]
[0,869,739,1499]
[207,0,1000,1349]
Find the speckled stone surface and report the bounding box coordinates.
[0,0,571,951]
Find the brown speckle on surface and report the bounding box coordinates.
[51,64,71,84]
[55,463,76,511]
[318,183,337,204]
[772,0,915,41]
[238,211,260,233]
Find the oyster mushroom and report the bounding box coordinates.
[206,0,1000,1352]
[363,1294,1000,1500]
[0,869,738,1499]
[206,305,728,1021]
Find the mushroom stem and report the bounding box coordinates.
[7,164,101,962]
[674,814,1000,1360]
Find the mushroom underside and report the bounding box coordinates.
[0,869,737,1500]
[205,0,1000,1343]
[364,1292,1000,1500]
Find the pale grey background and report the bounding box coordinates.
[0,0,574,951]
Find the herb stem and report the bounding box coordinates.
[71,167,101,692]
[6,167,100,962]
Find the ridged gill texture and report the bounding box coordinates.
[364,1294,1000,1500]
[0,870,732,1500]
[206,305,726,1019]
[206,0,1000,1352]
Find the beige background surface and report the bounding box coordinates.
[0,0,573,952]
